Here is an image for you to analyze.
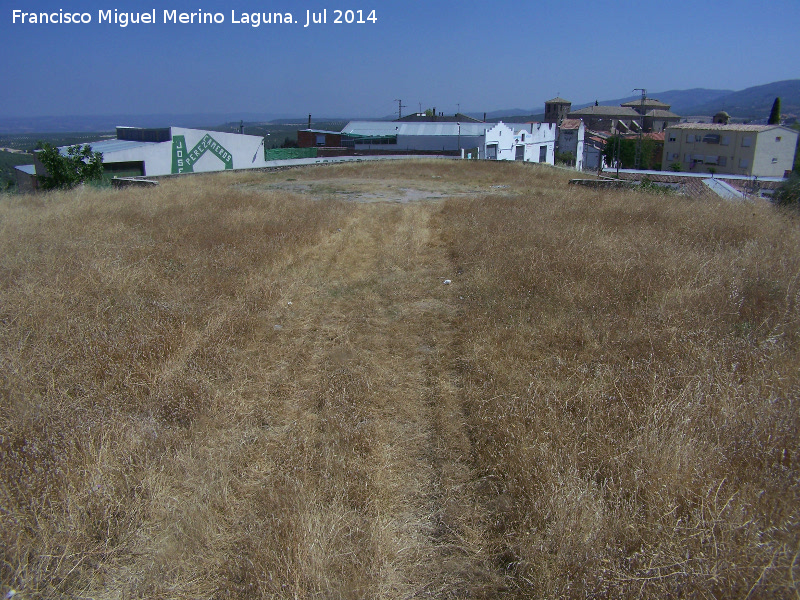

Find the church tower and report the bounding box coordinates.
[545,97,572,125]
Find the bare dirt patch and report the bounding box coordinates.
[237,175,518,203]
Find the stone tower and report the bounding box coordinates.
[545,97,572,125]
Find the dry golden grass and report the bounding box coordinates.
[1,161,798,599]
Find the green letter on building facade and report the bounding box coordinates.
[172,134,234,174]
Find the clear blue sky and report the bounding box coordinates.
[3,0,799,119]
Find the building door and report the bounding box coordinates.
[539,146,548,163]
[515,145,525,161]
[486,144,498,160]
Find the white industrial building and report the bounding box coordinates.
[341,121,493,154]
[87,126,270,176]
[17,127,272,185]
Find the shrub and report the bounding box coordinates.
[37,143,103,190]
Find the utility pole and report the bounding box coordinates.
[394,99,406,119]
[633,88,646,170]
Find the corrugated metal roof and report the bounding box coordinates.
[342,121,494,137]
[301,129,341,135]
[58,139,158,155]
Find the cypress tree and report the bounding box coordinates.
[768,97,782,125]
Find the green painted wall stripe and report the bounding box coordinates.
[264,148,318,161]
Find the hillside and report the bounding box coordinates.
[571,88,734,115]
[2,161,799,598]
[486,80,800,122]
[684,79,800,119]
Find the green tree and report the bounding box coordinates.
[38,144,103,190]
[602,136,662,171]
[555,151,575,166]
[768,97,781,125]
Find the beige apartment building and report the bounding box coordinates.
[662,123,798,177]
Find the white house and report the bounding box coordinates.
[556,118,585,170]
[484,121,556,164]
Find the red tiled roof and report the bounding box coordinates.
[559,119,583,130]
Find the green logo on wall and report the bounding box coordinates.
[172,134,234,174]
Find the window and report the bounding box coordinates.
[703,134,720,144]
[684,153,692,162]
[686,134,694,143]
[668,134,677,142]
[739,158,749,168]
[718,156,727,166]
[742,136,752,147]
[772,158,778,163]
[721,136,729,146]
[705,155,719,164]
[521,133,525,141]
[776,136,782,142]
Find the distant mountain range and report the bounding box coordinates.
[486,80,800,123]
[0,113,307,135]
[1,80,798,134]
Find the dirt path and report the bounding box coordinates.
[245,199,493,597]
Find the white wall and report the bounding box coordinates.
[558,121,586,170]
[752,127,798,178]
[484,122,556,164]
[98,128,269,177]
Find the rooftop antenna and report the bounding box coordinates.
[633,88,646,170]
[394,99,406,119]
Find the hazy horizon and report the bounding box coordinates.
[3,0,799,121]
